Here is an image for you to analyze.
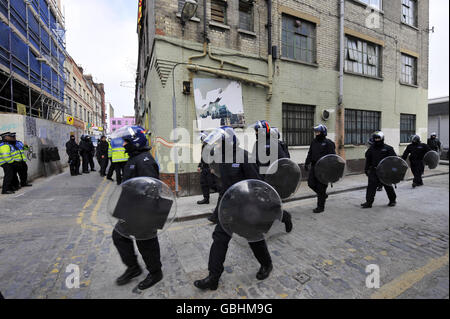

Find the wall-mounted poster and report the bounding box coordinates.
[193,78,246,130]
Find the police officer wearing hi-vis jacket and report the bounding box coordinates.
[0,132,16,195]
[10,133,32,188]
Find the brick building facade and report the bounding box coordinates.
[135,0,430,196]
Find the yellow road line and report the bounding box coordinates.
[89,181,113,230]
[77,179,106,226]
[371,251,449,299]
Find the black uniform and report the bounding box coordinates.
[255,137,291,175]
[402,142,430,186]
[96,140,109,176]
[305,136,336,209]
[66,138,81,176]
[87,139,95,171]
[1,142,15,194]
[208,148,272,278]
[427,137,441,152]
[112,147,163,277]
[79,138,92,173]
[198,144,218,201]
[364,142,397,204]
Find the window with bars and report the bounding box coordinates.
[239,0,254,32]
[401,0,417,27]
[282,15,316,64]
[345,36,381,77]
[401,54,417,85]
[282,103,315,146]
[345,109,381,145]
[211,0,227,24]
[400,114,416,143]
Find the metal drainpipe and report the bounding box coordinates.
[267,0,273,101]
[337,0,346,159]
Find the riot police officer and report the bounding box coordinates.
[402,135,431,187]
[112,126,163,290]
[96,136,109,177]
[197,132,218,205]
[251,121,292,232]
[79,135,91,174]
[194,127,274,291]
[304,124,336,214]
[427,133,442,153]
[66,135,81,176]
[361,131,397,208]
[86,136,96,172]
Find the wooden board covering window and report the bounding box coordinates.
[211,0,226,24]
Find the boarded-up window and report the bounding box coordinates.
[211,0,227,24]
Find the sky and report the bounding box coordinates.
[61,0,139,119]
[61,0,448,121]
[428,0,449,99]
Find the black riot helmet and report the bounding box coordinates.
[411,135,421,144]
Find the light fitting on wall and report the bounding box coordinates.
[180,0,198,25]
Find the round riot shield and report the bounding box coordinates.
[218,180,283,243]
[314,154,346,185]
[107,177,177,240]
[264,158,302,199]
[376,156,409,186]
[423,151,439,169]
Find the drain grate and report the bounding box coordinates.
[294,273,311,284]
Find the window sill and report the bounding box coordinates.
[209,21,231,30]
[289,146,310,150]
[401,22,419,31]
[176,13,200,23]
[279,57,319,68]
[349,0,384,14]
[344,71,383,81]
[399,81,418,88]
[344,144,366,148]
[237,29,257,37]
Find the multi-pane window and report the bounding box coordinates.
[401,54,417,85]
[400,114,416,143]
[345,36,380,77]
[211,0,227,24]
[359,0,382,10]
[345,109,381,145]
[239,0,254,32]
[73,77,76,88]
[401,0,417,27]
[282,15,316,64]
[282,103,315,146]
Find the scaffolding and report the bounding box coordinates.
[0,0,68,122]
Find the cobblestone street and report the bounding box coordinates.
[0,167,448,299]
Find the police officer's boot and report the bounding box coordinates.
[313,207,325,214]
[194,274,220,291]
[138,270,163,290]
[388,201,396,207]
[197,197,210,205]
[116,265,142,286]
[282,211,293,233]
[207,212,218,224]
[361,202,373,209]
[256,264,273,280]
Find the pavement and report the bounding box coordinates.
[0,162,448,299]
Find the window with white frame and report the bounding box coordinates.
[400,53,417,85]
[401,0,417,27]
[345,36,381,77]
[358,0,382,10]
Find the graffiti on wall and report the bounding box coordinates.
[25,116,37,137]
